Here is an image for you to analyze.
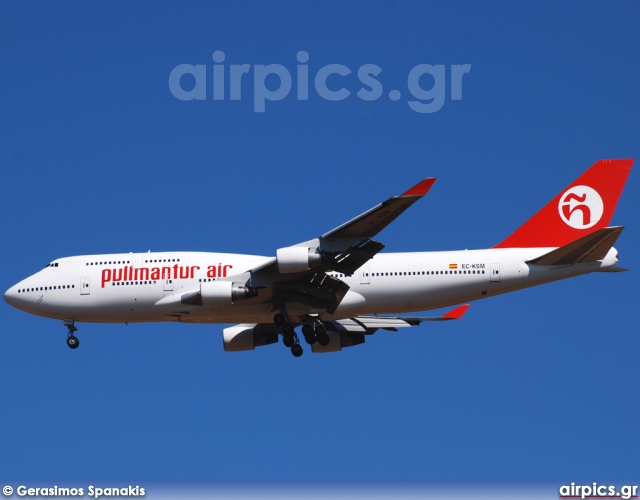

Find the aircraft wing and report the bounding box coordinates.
[326,304,471,333]
[222,305,470,353]
[250,178,435,275]
[320,178,436,241]
[245,178,436,313]
[159,179,436,316]
[309,304,470,353]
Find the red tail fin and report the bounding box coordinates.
[494,159,633,248]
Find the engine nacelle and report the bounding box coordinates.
[276,246,322,273]
[223,324,257,351]
[223,324,278,352]
[200,281,257,306]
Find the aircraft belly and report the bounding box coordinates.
[177,304,275,324]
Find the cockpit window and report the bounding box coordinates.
[44,262,60,269]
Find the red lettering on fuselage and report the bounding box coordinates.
[101,263,228,287]
[102,269,111,287]
[134,268,149,281]
[207,264,233,278]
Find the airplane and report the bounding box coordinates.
[4,159,633,357]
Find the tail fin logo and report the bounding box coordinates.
[558,185,603,229]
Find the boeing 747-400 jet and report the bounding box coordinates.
[4,159,633,356]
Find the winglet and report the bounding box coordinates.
[401,178,436,197]
[441,304,471,320]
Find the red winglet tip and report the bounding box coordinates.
[442,304,471,320]
[401,178,436,197]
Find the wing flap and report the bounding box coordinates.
[272,272,349,314]
[329,316,415,333]
[327,239,385,275]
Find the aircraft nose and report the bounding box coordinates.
[4,285,20,308]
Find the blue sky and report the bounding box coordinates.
[1,0,638,489]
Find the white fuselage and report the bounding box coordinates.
[4,247,618,325]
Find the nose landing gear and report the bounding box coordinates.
[64,319,79,349]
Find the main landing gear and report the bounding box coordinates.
[274,313,330,357]
[274,312,303,357]
[64,319,79,349]
[301,322,330,346]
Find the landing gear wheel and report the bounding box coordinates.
[64,320,79,349]
[283,334,295,348]
[304,334,316,345]
[318,334,330,347]
[291,344,303,357]
[274,313,286,326]
[67,336,79,349]
[301,324,314,336]
[315,325,326,337]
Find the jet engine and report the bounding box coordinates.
[181,281,258,307]
[200,281,257,306]
[223,324,278,351]
[276,246,322,273]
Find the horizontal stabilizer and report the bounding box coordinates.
[600,266,629,273]
[527,226,623,266]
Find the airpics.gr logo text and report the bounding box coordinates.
[558,185,604,230]
[168,50,471,113]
